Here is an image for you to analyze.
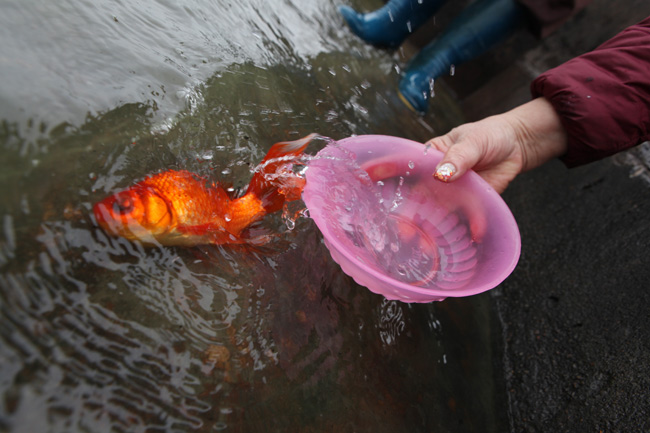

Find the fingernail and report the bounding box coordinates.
[434,163,456,182]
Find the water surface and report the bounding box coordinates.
[0,0,505,431]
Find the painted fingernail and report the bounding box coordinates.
[434,163,456,182]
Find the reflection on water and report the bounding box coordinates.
[0,0,352,134]
[0,0,504,431]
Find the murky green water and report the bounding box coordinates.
[0,0,505,431]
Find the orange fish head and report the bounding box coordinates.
[93,185,174,244]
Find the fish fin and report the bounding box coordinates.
[175,223,221,236]
[175,223,242,244]
[361,156,403,182]
[246,133,316,214]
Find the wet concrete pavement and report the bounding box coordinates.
[496,155,650,432]
[416,0,650,430]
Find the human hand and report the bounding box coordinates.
[426,97,569,193]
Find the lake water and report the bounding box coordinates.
[0,0,506,431]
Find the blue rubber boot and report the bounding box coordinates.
[339,0,448,48]
[398,0,527,113]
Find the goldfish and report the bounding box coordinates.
[93,134,315,246]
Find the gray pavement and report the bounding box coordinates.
[496,154,650,432]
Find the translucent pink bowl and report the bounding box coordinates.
[302,135,521,303]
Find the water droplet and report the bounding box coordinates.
[449,64,456,76]
[221,168,232,175]
[408,161,415,169]
[407,21,412,33]
[428,79,435,98]
[224,214,232,222]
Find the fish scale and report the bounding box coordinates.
[141,170,230,228]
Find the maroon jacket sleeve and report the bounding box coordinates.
[530,16,650,168]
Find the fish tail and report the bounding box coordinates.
[246,133,316,213]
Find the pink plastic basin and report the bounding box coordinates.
[302,135,521,303]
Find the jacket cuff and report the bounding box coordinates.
[531,48,650,168]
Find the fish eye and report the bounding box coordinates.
[113,197,134,214]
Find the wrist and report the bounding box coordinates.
[506,97,568,172]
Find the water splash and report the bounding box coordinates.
[388,176,405,212]
[249,135,328,232]
[304,144,439,286]
[378,299,405,346]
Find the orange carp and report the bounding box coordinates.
[93,134,314,246]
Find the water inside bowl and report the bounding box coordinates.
[305,142,480,292]
[363,166,479,290]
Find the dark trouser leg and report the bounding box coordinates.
[398,0,526,113]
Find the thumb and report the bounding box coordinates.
[427,135,486,183]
